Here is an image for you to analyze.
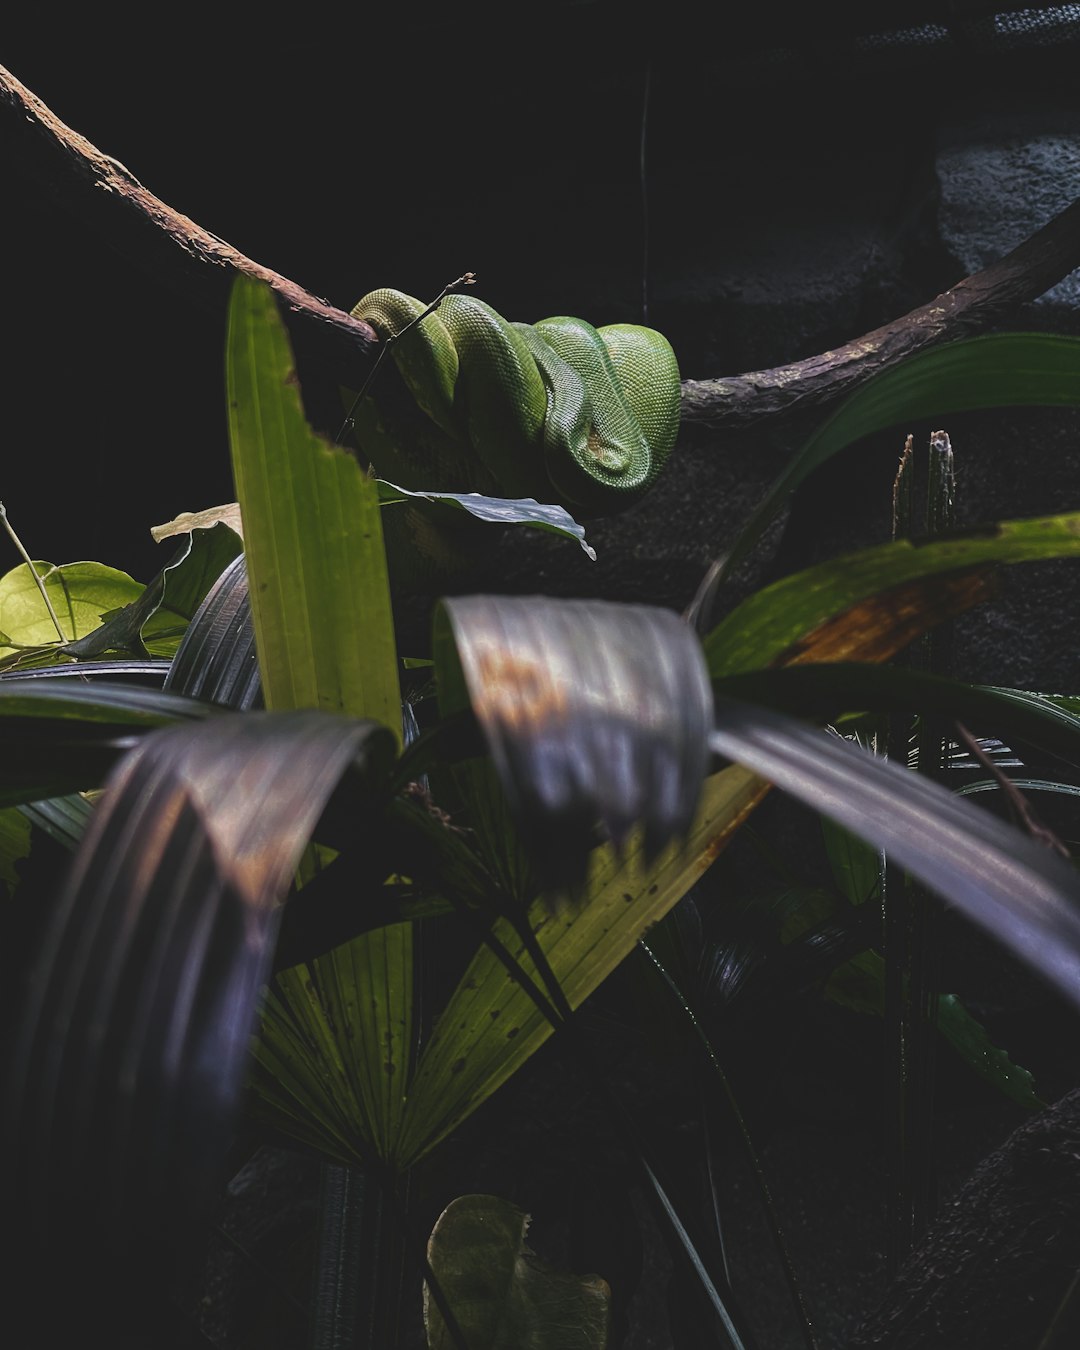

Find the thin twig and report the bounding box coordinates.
[336,272,476,444]
[954,721,1072,858]
[0,500,65,640]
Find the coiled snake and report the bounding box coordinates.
[350,289,681,517]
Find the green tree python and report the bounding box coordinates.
[349,289,681,518]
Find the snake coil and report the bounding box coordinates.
[351,289,681,515]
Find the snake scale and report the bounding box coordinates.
[350,289,681,517]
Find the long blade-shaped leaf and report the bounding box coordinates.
[722,332,1080,578]
[0,679,217,806]
[715,664,1080,777]
[227,274,414,1167]
[2,711,395,1274]
[707,697,1080,1013]
[226,274,400,732]
[705,511,1080,677]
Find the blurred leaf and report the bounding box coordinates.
[433,595,714,892]
[723,332,1080,578]
[2,709,395,1275]
[706,512,1080,677]
[0,806,31,893]
[424,1194,610,1350]
[377,480,597,559]
[715,666,1080,779]
[0,680,217,807]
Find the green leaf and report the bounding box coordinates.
[226,274,409,1165]
[396,762,769,1166]
[250,921,414,1162]
[225,274,400,733]
[823,949,1043,1111]
[424,1194,611,1350]
[936,992,1044,1110]
[705,512,1080,677]
[723,332,1080,579]
[377,480,597,559]
[0,561,172,662]
[0,806,31,895]
[0,679,216,806]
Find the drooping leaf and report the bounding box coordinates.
[2,710,396,1275]
[706,511,1080,677]
[0,679,217,806]
[707,696,1080,1015]
[424,1194,611,1350]
[715,665,1080,779]
[377,480,597,559]
[433,595,714,891]
[722,332,1080,579]
[60,524,242,662]
[226,274,400,733]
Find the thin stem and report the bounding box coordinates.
[639,59,652,325]
[336,272,476,444]
[0,500,66,640]
[639,939,821,1350]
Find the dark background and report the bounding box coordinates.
[7,4,1080,623]
[6,7,1080,1347]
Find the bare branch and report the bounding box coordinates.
[682,197,1080,430]
[4,64,1080,428]
[0,65,380,387]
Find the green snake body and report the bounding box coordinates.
[350,289,680,515]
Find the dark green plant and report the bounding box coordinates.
[3,276,1080,1350]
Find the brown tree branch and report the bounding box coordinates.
[4,64,1080,428]
[681,197,1080,431]
[0,65,380,387]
